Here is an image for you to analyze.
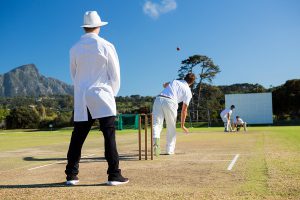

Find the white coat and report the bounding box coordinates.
[70,33,120,121]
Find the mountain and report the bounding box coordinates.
[0,64,73,97]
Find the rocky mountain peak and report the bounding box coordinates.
[11,64,38,73]
[0,64,73,97]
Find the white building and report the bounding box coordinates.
[225,93,273,124]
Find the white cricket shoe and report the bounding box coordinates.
[65,180,79,186]
[107,177,129,186]
[166,151,175,155]
[65,176,79,186]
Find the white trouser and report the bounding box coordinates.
[152,97,178,154]
[237,122,247,131]
[221,115,231,132]
[244,122,247,131]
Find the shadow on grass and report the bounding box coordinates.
[23,154,138,162]
[22,128,73,132]
[21,126,100,132]
[0,182,109,189]
[160,152,185,155]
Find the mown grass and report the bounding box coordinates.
[233,126,300,199]
[0,126,299,199]
[0,128,137,151]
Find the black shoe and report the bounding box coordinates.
[107,175,129,186]
[66,176,79,186]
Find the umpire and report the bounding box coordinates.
[65,11,128,186]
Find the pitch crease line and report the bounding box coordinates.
[227,154,239,171]
[28,154,95,171]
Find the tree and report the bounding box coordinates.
[36,104,46,120]
[200,84,224,123]
[273,79,300,119]
[178,55,220,121]
[6,107,40,129]
[53,111,73,128]
[116,95,154,114]
[0,108,9,122]
[218,83,266,94]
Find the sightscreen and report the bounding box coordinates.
[225,93,273,124]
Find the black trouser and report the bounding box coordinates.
[65,110,120,179]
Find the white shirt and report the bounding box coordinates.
[70,33,120,121]
[160,80,192,105]
[234,118,244,125]
[220,108,232,119]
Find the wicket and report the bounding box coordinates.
[138,114,153,160]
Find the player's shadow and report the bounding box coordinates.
[23,154,138,162]
[0,182,109,189]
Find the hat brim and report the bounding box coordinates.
[80,22,108,28]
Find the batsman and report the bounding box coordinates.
[220,105,235,132]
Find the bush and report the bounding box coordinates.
[6,107,40,129]
[0,108,9,121]
[53,111,73,128]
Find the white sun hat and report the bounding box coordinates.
[81,11,108,28]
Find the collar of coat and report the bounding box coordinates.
[81,33,99,39]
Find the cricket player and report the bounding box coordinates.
[152,73,196,156]
[220,105,235,132]
[65,11,128,186]
[234,116,247,132]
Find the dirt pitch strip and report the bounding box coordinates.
[0,126,300,200]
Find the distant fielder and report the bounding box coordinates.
[220,105,235,132]
[152,73,195,156]
[234,116,247,132]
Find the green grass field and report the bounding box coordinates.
[0,126,299,200]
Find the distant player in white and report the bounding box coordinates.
[234,116,247,132]
[152,73,195,156]
[220,105,235,132]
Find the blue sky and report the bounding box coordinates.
[0,0,299,96]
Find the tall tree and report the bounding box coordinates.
[178,55,220,121]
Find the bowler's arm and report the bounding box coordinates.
[181,103,189,133]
